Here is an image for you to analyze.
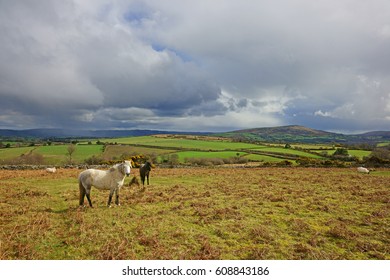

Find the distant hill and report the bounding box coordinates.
[216,125,390,144]
[358,131,390,137]
[1,125,389,144]
[0,128,209,139]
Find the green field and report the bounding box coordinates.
[105,136,262,150]
[175,151,247,162]
[1,167,389,260]
[317,149,371,159]
[251,147,324,159]
[103,136,328,164]
[0,146,33,160]
[37,145,104,164]
[244,153,288,162]
[0,144,103,165]
[0,135,376,165]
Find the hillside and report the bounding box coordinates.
[1,125,389,144]
[0,128,210,139]
[217,125,390,144]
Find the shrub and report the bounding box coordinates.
[363,156,390,167]
[84,155,104,165]
[370,146,390,160]
[185,157,224,166]
[276,160,293,167]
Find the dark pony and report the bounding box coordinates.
[139,161,152,185]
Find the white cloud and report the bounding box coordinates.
[314,110,333,118]
[0,0,390,132]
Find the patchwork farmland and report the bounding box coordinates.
[0,134,373,166]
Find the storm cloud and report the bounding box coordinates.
[0,0,389,132]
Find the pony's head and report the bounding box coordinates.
[123,160,132,176]
[143,161,152,171]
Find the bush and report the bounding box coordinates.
[185,157,225,166]
[333,148,349,156]
[276,160,293,167]
[185,156,248,166]
[160,154,180,166]
[84,155,104,165]
[370,146,390,160]
[363,156,390,167]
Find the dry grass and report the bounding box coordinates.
[0,167,389,260]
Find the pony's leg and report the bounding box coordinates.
[79,182,86,206]
[115,188,120,206]
[146,174,149,185]
[141,175,145,186]
[107,189,115,207]
[85,187,93,207]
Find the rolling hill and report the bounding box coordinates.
[1,125,389,144]
[0,128,209,139]
[216,125,390,144]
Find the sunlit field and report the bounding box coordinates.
[1,167,389,260]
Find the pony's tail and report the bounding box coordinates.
[79,180,86,206]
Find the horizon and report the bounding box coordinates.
[1,1,390,133]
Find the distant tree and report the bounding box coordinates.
[333,148,349,156]
[66,144,76,164]
[168,154,179,166]
[370,145,390,160]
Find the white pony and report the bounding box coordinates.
[78,160,132,207]
[357,166,370,174]
[46,167,56,173]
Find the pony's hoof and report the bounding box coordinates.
[108,205,112,208]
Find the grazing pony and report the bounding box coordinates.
[139,161,152,185]
[78,160,132,207]
[45,167,56,173]
[357,166,370,174]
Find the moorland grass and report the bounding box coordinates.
[1,167,389,260]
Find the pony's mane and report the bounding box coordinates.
[109,163,121,172]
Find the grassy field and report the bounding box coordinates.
[1,167,389,260]
[37,144,104,164]
[103,145,176,160]
[317,149,372,159]
[0,144,104,165]
[175,151,246,162]
[105,135,262,150]
[1,135,335,165]
[0,146,34,160]
[251,147,324,159]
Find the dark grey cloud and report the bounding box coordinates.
[0,0,389,132]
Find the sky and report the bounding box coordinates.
[0,0,390,133]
